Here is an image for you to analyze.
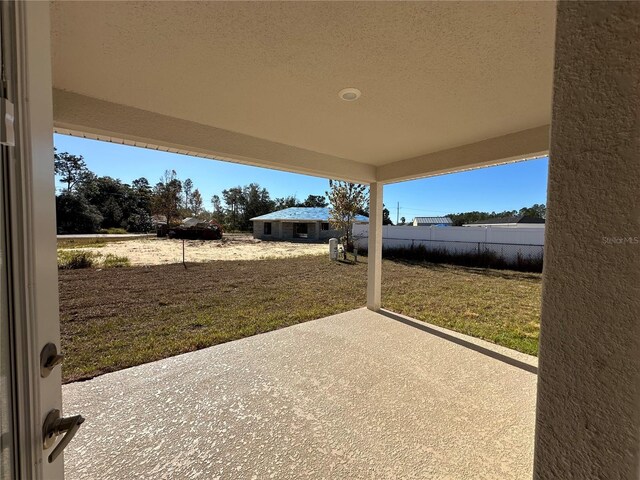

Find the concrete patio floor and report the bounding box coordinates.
[63,308,538,479]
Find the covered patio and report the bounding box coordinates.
[63,309,537,479]
[5,1,637,478]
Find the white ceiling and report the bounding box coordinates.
[50,1,556,183]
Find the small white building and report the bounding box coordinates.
[412,216,453,227]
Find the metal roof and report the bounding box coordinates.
[413,217,453,224]
[251,207,369,223]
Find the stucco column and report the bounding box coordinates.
[367,182,383,311]
[534,2,640,478]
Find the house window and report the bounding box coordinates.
[321,223,330,231]
[264,222,272,235]
[293,223,308,238]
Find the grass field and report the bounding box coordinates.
[59,255,541,383]
[57,237,140,249]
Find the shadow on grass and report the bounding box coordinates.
[382,257,542,282]
[379,309,538,375]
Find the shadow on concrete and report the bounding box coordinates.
[379,309,538,375]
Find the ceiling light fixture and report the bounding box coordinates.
[339,88,361,101]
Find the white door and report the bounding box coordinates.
[1,103,16,480]
[1,2,77,478]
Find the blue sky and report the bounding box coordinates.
[54,134,548,221]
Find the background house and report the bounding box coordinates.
[251,207,368,241]
[464,215,545,228]
[412,216,453,227]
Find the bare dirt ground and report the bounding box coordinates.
[68,234,327,266]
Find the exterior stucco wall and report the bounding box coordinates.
[319,225,342,240]
[252,221,262,239]
[307,222,317,240]
[252,220,341,242]
[252,220,282,240]
[534,2,640,478]
[281,222,293,239]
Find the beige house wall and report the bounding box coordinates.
[534,2,640,478]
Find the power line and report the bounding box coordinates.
[400,207,452,214]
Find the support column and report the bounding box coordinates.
[534,2,640,478]
[367,182,383,311]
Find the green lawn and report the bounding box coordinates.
[58,255,541,383]
[382,260,541,355]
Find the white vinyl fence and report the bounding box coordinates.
[353,225,544,263]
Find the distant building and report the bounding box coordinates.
[251,207,369,241]
[463,215,545,228]
[412,216,453,227]
[151,214,167,226]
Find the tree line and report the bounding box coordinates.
[446,204,546,226]
[54,149,545,235]
[54,150,333,234]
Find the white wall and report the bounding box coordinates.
[353,224,544,261]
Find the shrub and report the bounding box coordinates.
[58,250,130,269]
[104,227,129,235]
[102,254,130,268]
[358,244,543,272]
[57,251,96,270]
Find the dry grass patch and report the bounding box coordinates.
[59,256,367,382]
[57,237,139,249]
[59,256,541,383]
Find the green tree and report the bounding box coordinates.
[190,188,204,216]
[447,211,493,226]
[240,183,274,230]
[222,186,243,230]
[274,195,299,210]
[302,195,327,208]
[55,192,103,234]
[358,203,393,225]
[211,194,224,222]
[447,204,545,226]
[125,211,153,233]
[130,177,153,218]
[78,175,133,229]
[54,150,89,193]
[222,184,274,230]
[182,178,194,212]
[382,205,393,225]
[518,203,546,219]
[152,170,183,226]
[326,180,368,258]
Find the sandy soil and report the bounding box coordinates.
[69,236,328,266]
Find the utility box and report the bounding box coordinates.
[329,238,338,261]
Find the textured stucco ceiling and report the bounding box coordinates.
[50,1,555,181]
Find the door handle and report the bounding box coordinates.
[42,409,85,463]
[40,342,64,378]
